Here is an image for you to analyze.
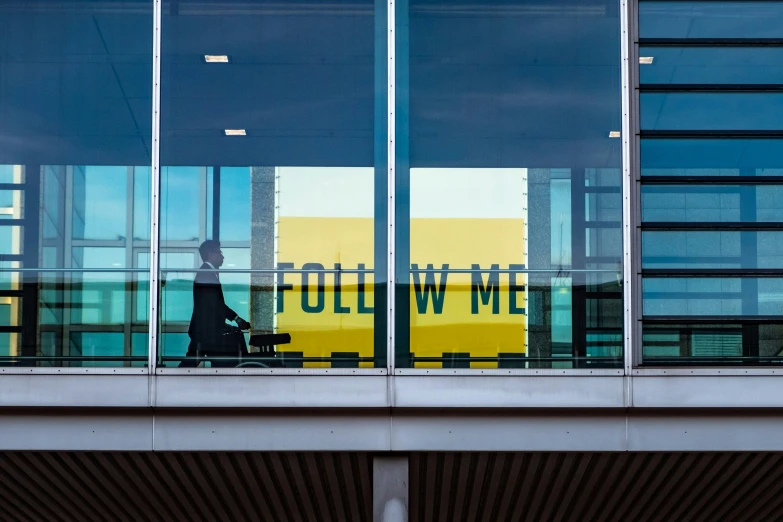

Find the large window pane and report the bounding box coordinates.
[159,0,385,369]
[641,185,783,223]
[396,0,623,369]
[640,47,783,85]
[0,1,152,367]
[641,139,783,176]
[639,2,783,39]
[642,322,783,365]
[643,277,783,317]
[643,231,783,269]
[641,93,783,132]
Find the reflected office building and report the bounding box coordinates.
[1,0,783,520]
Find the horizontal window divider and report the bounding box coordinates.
[159,356,376,363]
[640,357,783,366]
[584,221,622,229]
[584,186,622,193]
[0,326,22,333]
[407,268,617,274]
[645,291,742,299]
[643,316,783,324]
[642,176,783,184]
[585,256,623,263]
[638,38,783,47]
[0,183,25,190]
[161,268,375,274]
[641,84,783,93]
[0,268,147,273]
[0,255,23,262]
[641,130,783,138]
[644,268,783,277]
[642,222,783,230]
[0,219,24,227]
[0,290,24,297]
[0,356,147,362]
[408,356,621,363]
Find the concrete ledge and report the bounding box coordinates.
[390,414,627,451]
[394,375,627,408]
[154,375,390,408]
[0,374,150,408]
[632,375,783,408]
[153,413,392,451]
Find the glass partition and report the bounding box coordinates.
[394,0,624,369]
[0,2,152,367]
[638,0,783,366]
[158,0,386,368]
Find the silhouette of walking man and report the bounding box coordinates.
[180,240,251,367]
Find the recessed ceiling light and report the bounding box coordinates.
[204,55,229,63]
[112,263,122,267]
[609,131,621,138]
[224,129,246,136]
[639,56,654,65]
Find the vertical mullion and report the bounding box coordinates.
[148,0,162,373]
[393,0,410,371]
[124,166,134,366]
[623,0,639,372]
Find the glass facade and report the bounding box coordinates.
[5,0,779,372]
[0,1,152,366]
[394,0,624,368]
[638,0,783,365]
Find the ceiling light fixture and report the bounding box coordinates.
[639,56,654,65]
[609,131,621,138]
[204,55,229,63]
[224,129,246,136]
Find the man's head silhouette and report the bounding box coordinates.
[199,240,224,268]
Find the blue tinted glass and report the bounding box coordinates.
[642,185,783,222]
[69,333,124,368]
[642,139,783,175]
[72,166,128,240]
[643,323,783,362]
[643,277,783,317]
[0,2,152,166]
[639,2,783,39]
[218,167,250,241]
[640,47,783,85]
[408,0,621,169]
[160,0,384,369]
[0,2,151,367]
[641,93,783,131]
[161,0,374,167]
[643,231,783,268]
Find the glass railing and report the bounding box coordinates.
[395,267,623,369]
[0,269,149,367]
[158,267,383,369]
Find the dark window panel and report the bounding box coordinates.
[643,277,783,317]
[641,139,783,175]
[639,1,783,40]
[640,47,783,86]
[641,185,783,223]
[641,93,783,132]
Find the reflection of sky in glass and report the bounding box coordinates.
[0,165,15,184]
[161,166,201,241]
[219,167,250,241]
[76,166,127,240]
[133,167,151,240]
